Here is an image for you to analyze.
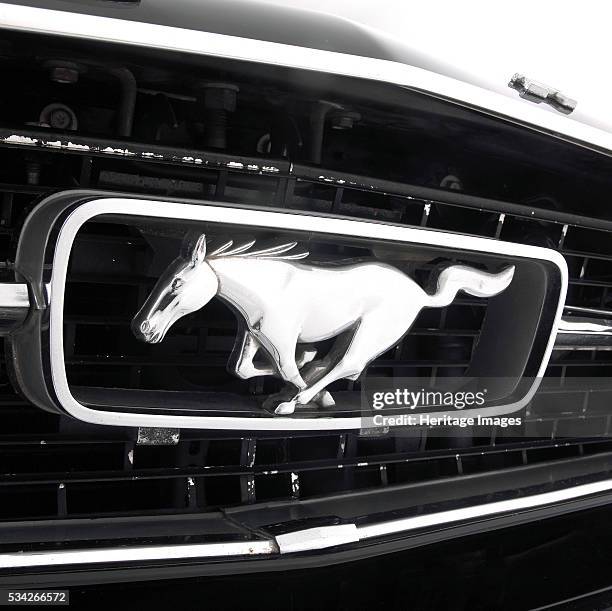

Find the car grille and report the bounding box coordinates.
[0,131,611,550]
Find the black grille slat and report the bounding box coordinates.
[0,437,603,484]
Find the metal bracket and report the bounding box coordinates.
[136,427,180,445]
[509,73,577,115]
[275,524,359,554]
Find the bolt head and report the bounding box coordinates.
[48,108,72,129]
[330,111,361,130]
[203,88,237,112]
[200,83,239,111]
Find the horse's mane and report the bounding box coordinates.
[206,238,309,261]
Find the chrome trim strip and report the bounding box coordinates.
[0,283,28,309]
[0,283,30,335]
[47,198,567,430]
[558,317,612,336]
[0,540,276,569]
[556,313,612,349]
[3,477,612,568]
[356,478,612,541]
[564,304,612,317]
[0,4,610,154]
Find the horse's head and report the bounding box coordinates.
[132,234,218,344]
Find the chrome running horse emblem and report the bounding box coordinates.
[132,235,515,415]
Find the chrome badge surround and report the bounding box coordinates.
[37,197,568,430]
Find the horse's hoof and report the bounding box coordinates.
[275,400,297,415]
[296,347,317,368]
[314,390,335,408]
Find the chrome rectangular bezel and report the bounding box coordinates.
[48,198,567,430]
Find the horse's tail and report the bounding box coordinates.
[426,265,515,308]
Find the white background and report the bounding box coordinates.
[265,0,609,128]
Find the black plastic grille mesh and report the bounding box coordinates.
[0,141,610,523]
